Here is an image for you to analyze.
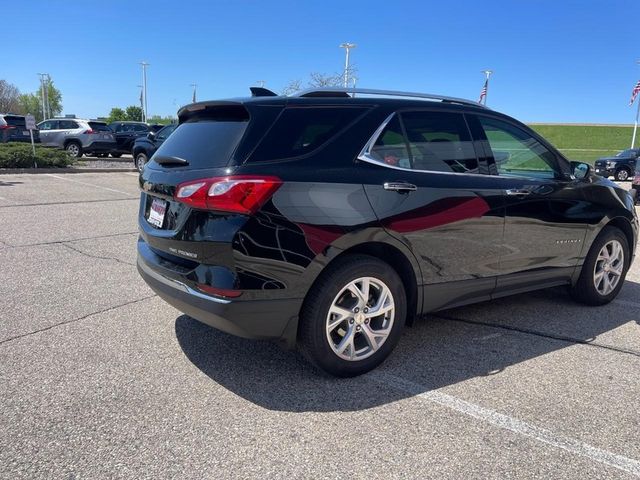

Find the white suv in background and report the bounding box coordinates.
[37,118,116,157]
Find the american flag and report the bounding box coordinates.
[630,80,640,106]
[478,79,488,104]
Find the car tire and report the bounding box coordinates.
[571,226,629,306]
[65,142,82,158]
[615,168,630,181]
[111,152,122,158]
[135,153,148,172]
[298,254,406,377]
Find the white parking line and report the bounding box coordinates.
[371,373,640,477]
[46,174,136,197]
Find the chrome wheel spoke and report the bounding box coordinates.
[593,239,624,296]
[326,276,395,362]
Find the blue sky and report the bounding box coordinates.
[4,0,639,123]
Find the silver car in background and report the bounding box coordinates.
[37,118,116,157]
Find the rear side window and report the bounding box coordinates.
[363,111,479,174]
[89,122,111,132]
[151,120,248,168]
[59,120,79,129]
[249,107,366,162]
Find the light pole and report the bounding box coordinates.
[256,80,265,88]
[37,73,49,120]
[339,43,356,88]
[480,70,493,106]
[139,61,149,123]
[191,83,197,103]
[631,60,640,149]
[137,85,144,121]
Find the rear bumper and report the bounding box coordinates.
[137,247,302,345]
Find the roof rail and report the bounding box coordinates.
[293,87,486,108]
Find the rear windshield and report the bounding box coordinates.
[151,120,248,168]
[249,107,367,162]
[89,122,111,132]
[4,115,26,127]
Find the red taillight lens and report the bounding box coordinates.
[0,125,15,130]
[84,129,95,134]
[175,176,282,214]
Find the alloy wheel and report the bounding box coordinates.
[325,277,395,361]
[66,144,79,157]
[593,239,624,295]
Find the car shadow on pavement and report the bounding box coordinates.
[175,280,640,413]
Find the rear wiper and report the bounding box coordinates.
[155,155,189,166]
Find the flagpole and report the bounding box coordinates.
[481,70,492,106]
[632,98,640,148]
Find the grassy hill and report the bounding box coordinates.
[527,124,635,163]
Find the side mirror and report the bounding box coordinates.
[571,161,590,180]
[147,131,156,140]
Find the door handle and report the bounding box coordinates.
[505,188,532,196]
[384,182,417,193]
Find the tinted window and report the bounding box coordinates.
[250,107,366,161]
[133,124,149,132]
[152,120,247,168]
[369,116,411,168]
[4,115,26,127]
[479,116,559,179]
[401,111,478,173]
[364,112,478,173]
[88,122,111,132]
[155,124,176,141]
[59,120,79,129]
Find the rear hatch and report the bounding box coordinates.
[138,103,274,269]
[2,115,31,140]
[87,121,115,141]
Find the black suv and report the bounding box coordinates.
[131,124,177,172]
[137,88,638,377]
[0,114,40,143]
[594,148,640,181]
[108,121,151,158]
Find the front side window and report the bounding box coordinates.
[363,111,479,174]
[478,116,560,179]
[39,121,54,130]
[155,124,176,141]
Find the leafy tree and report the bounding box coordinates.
[106,107,126,123]
[125,105,143,121]
[15,80,62,121]
[0,80,21,113]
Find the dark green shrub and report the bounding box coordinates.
[0,143,76,168]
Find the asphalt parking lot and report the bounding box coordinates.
[1,172,639,479]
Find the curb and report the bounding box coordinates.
[0,168,137,174]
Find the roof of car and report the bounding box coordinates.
[178,87,491,119]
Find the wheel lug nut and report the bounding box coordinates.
[349,319,354,324]
[363,308,369,313]
[364,319,369,324]
[356,326,361,331]
[354,307,359,313]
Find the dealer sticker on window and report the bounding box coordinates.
[147,198,167,228]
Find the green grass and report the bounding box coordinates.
[527,124,635,163]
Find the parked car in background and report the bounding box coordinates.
[108,121,151,158]
[37,118,115,157]
[131,123,177,171]
[136,87,638,377]
[149,124,165,133]
[632,165,640,204]
[594,148,640,181]
[0,114,40,143]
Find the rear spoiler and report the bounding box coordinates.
[178,101,250,123]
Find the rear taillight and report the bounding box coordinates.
[84,129,96,134]
[0,125,15,130]
[175,176,282,214]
